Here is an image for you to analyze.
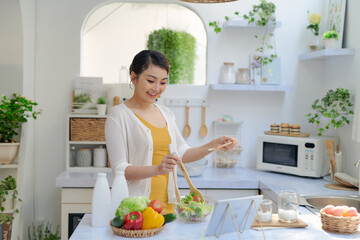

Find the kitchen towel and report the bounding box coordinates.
[352,88,360,142]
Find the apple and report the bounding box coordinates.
[344,207,358,217]
[148,200,163,213]
[323,205,334,215]
[332,206,345,216]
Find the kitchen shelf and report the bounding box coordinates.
[298,48,355,61]
[68,167,112,172]
[69,141,105,145]
[223,19,281,29]
[210,84,293,92]
[69,114,107,118]
[0,164,18,168]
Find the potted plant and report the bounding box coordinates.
[322,30,339,49]
[306,88,354,136]
[209,0,277,65]
[96,97,107,116]
[306,12,322,50]
[0,93,41,164]
[0,175,21,238]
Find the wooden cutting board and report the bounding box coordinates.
[264,131,310,138]
[251,214,308,228]
[324,183,358,191]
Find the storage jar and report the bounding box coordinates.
[236,68,250,84]
[220,62,236,84]
[76,148,92,167]
[93,146,107,167]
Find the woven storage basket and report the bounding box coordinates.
[70,118,106,141]
[320,209,360,233]
[110,221,165,238]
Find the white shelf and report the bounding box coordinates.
[69,114,107,118]
[70,141,105,145]
[223,19,281,29]
[210,84,293,92]
[298,48,355,61]
[68,167,112,172]
[0,164,18,169]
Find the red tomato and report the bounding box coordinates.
[192,196,199,202]
[148,200,163,213]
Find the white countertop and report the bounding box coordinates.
[57,168,360,239]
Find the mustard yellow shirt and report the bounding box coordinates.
[135,114,174,214]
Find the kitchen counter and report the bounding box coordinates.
[57,168,360,239]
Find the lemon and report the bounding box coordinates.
[308,13,321,25]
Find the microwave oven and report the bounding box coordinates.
[256,134,339,178]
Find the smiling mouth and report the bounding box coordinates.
[147,92,158,97]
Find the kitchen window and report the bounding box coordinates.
[81,2,207,85]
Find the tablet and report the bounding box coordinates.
[205,195,263,237]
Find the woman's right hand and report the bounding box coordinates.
[158,154,180,175]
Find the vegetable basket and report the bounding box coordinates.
[110,221,165,238]
[320,209,360,233]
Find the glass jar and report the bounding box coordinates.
[213,146,242,168]
[256,199,273,223]
[76,148,92,167]
[220,62,236,84]
[236,68,250,84]
[278,190,299,223]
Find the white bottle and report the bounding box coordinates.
[92,173,111,227]
[111,171,129,218]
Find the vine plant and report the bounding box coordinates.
[209,0,277,65]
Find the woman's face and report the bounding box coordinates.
[131,64,168,104]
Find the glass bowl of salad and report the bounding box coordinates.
[174,193,215,222]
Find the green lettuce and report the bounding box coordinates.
[115,196,150,217]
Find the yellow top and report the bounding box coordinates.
[135,114,174,214]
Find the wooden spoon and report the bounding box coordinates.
[183,105,191,138]
[177,160,206,203]
[199,105,208,137]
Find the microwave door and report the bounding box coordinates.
[263,142,298,167]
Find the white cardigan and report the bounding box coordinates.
[105,103,190,203]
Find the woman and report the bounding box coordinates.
[105,50,237,213]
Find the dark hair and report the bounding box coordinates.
[129,50,169,76]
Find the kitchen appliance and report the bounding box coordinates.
[257,134,339,178]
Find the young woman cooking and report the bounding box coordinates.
[105,50,237,214]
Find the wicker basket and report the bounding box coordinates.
[110,221,165,238]
[70,118,106,141]
[320,209,360,233]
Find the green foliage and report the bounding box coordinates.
[322,30,338,40]
[0,176,21,224]
[97,97,106,104]
[27,222,60,240]
[0,93,41,142]
[74,92,92,103]
[306,88,353,136]
[209,0,276,65]
[147,28,196,84]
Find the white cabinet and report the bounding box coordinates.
[66,115,111,173]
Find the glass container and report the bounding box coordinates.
[278,190,299,223]
[236,68,250,84]
[220,62,236,84]
[213,146,242,168]
[256,199,273,223]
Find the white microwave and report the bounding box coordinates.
[256,134,339,178]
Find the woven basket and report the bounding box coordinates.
[320,209,360,233]
[70,118,106,141]
[110,222,165,238]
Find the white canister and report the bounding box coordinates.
[94,146,107,167]
[220,62,236,84]
[76,148,92,167]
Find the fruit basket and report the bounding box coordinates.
[320,209,360,233]
[110,221,165,238]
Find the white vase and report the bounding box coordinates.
[324,38,338,49]
[1,190,14,211]
[96,104,107,116]
[0,143,19,164]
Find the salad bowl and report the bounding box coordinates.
[174,194,215,222]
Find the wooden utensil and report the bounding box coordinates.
[172,170,181,203]
[325,140,337,180]
[199,104,208,137]
[208,141,233,152]
[177,160,206,203]
[183,104,191,138]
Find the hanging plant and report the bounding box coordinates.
[306,88,354,136]
[209,0,277,65]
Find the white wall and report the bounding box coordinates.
[16,0,360,234]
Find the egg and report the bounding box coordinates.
[332,206,345,216]
[344,207,358,217]
[323,205,335,215]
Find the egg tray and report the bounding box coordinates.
[320,209,360,234]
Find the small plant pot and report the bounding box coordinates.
[1,190,14,211]
[0,143,19,164]
[324,38,338,49]
[96,104,107,116]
